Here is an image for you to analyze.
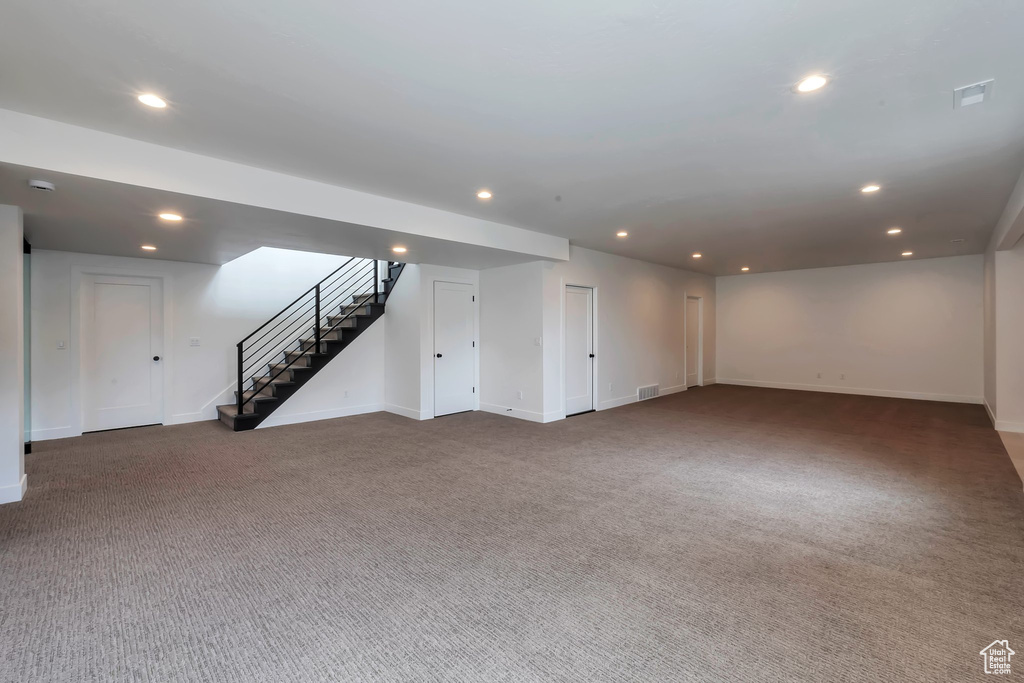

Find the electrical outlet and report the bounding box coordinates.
[609,383,613,392]
[534,337,543,347]
[344,390,349,398]
[675,371,680,380]
[57,340,66,350]
[516,391,523,400]
[189,337,200,347]
[840,374,846,380]
[817,372,821,379]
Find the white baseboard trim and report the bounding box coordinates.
[384,404,426,421]
[716,378,983,405]
[542,410,563,423]
[480,402,547,423]
[30,426,80,442]
[994,419,1024,434]
[599,395,637,410]
[703,378,717,385]
[662,384,687,396]
[0,474,27,504]
[166,411,204,426]
[985,400,997,427]
[256,403,383,429]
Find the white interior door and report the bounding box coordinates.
[685,296,701,388]
[565,285,594,415]
[433,281,476,417]
[82,275,164,431]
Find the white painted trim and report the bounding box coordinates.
[30,426,79,442]
[600,395,637,410]
[0,474,27,504]
[703,378,717,385]
[541,411,562,423]
[385,404,425,420]
[480,402,547,423]
[661,384,687,396]
[994,419,1024,434]
[256,403,383,429]
[985,400,997,427]
[716,378,983,404]
[166,412,205,426]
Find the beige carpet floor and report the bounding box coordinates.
[2,385,1022,682]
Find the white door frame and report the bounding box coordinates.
[69,265,173,438]
[684,293,704,388]
[559,279,599,418]
[428,278,479,418]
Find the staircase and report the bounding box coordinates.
[217,258,405,431]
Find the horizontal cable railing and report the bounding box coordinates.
[235,257,389,413]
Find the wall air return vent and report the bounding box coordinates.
[954,80,993,109]
[637,384,660,401]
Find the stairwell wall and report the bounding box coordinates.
[29,247,385,440]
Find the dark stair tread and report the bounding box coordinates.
[222,262,405,431]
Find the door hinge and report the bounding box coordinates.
[472,341,475,347]
[473,387,475,393]
[472,295,475,302]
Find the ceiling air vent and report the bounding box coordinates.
[954,80,994,109]
[637,384,660,401]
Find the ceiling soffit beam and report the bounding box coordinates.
[0,108,569,262]
[990,166,1024,251]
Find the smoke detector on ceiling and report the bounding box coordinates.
[954,80,994,109]
[28,179,56,192]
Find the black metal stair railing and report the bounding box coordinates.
[235,258,386,414]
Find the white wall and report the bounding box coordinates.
[479,248,717,423]
[479,261,545,421]
[984,247,997,420]
[717,255,984,403]
[541,247,716,417]
[992,239,1024,430]
[0,206,26,504]
[383,265,423,419]
[30,247,386,439]
[258,323,385,428]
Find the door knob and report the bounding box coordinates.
[436,353,443,358]
[589,353,595,358]
[153,356,161,361]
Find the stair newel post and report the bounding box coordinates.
[373,259,380,302]
[236,342,244,413]
[314,283,321,352]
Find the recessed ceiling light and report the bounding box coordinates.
[861,184,881,193]
[692,253,702,259]
[901,251,913,257]
[141,245,157,251]
[158,213,182,222]
[138,93,167,108]
[741,267,750,272]
[795,74,828,93]
[887,227,902,235]
[392,246,407,253]
[476,190,492,200]
[616,231,628,238]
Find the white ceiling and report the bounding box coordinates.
[2,0,1024,274]
[0,163,535,269]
